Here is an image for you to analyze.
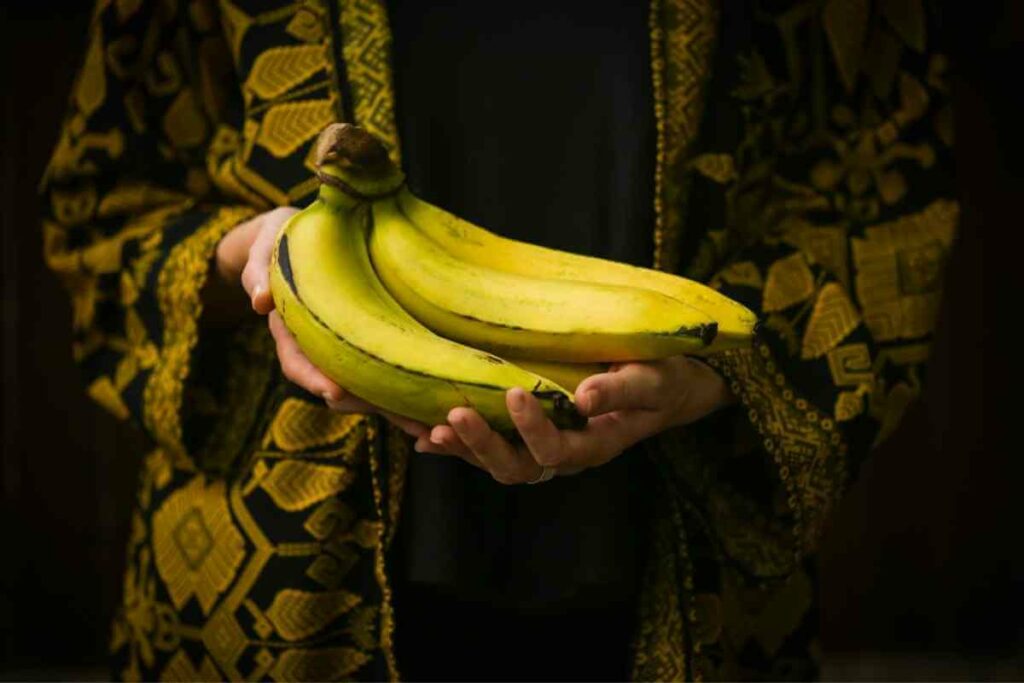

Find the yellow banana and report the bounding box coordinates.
[311,193,607,396]
[368,196,719,362]
[395,187,757,349]
[346,242,606,397]
[508,359,608,393]
[269,182,584,434]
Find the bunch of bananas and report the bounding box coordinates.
[269,124,757,434]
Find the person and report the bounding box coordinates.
[40,0,955,680]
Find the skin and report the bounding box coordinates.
[214,207,737,484]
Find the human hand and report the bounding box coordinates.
[216,207,429,438]
[413,356,735,484]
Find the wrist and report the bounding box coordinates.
[681,356,737,425]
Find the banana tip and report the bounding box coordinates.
[701,321,719,346]
[537,391,588,430]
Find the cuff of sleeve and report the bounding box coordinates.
[704,342,849,559]
[140,204,263,469]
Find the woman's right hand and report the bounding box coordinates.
[215,207,429,439]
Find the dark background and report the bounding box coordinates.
[1,1,1021,678]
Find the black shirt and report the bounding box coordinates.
[389,0,657,612]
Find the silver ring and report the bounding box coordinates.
[526,466,556,485]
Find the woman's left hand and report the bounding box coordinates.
[413,355,736,484]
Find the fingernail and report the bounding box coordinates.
[251,284,264,310]
[413,440,425,453]
[580,390,596,414]
[429,428,444,445]
[510,388,528,412]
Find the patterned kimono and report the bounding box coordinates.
[40,0,955,680]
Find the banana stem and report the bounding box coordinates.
[314,123,405,200]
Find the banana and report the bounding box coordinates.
[508,359,608,393]
[369,196,720,362]
[395,187,757,350]
[269,182,585,434]
[313,123,740,364]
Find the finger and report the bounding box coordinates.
[324,395,375,413]
[429,425,479,462]
[319,384,430,441]
[506,388,567,467]
[448,407,532,484]
[413,438,489,474]
[560,409,664,470]
[381,411,429,439]
[575,362,667,416]
[216,215,262,284]
[243,208,298,314]
[412,427,488,472]
[268,311,344,401]
[239,216,271,307]
[413,435,453,456]
[242,226,278,314]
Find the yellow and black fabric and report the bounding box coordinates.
[39,0,955,680]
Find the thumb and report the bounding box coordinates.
[241,207,298,314]
[575,363,666,416]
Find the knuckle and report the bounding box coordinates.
[245,242,261,266]
[239,270,253,295]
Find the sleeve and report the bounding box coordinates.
[40,0,274,471]
[658,0,957,580]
